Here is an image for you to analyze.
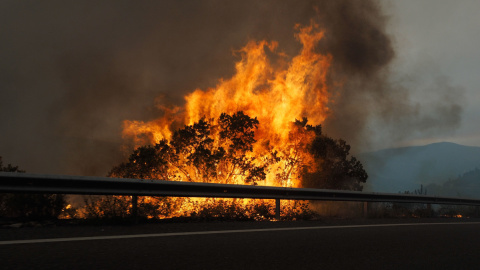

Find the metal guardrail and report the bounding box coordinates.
[2,172,480,218]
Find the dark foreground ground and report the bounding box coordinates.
[2,218,480,269]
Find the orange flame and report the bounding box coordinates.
[122,22,333,189]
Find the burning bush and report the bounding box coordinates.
[86,22,367,220]
[89,112,367,220]
[111,112,366,189]
[110,112,266,185]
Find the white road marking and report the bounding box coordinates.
[1,222,480,245]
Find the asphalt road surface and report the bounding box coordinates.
[2,219,480,269]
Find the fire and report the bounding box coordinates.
[122,22,332,189]
[78,196,311,221]
[183,23,330,143]
[101,22,340,220]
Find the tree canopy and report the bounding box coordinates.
[295,119,368,190]
[110,111,267,185]
[110,112,367,191]
[0,156,24,173]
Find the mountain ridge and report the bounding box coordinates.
[358,142,480,194]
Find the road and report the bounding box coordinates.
[2,219,480,269]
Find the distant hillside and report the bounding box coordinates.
[426,168,480,199]
[358,142,480,194]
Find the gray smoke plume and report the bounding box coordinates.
[0,0,463,175]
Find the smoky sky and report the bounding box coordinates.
[0,0,463,176]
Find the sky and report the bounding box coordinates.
[0,0,478,176]
[381,0,480,148]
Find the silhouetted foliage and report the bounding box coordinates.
[291,119,368,191]
[100,112,367,220]
[100,112,268,219]
[82,195,184,220]
[109,111,266,185]
[0,157,23,173]
[426,168,480,199]
[401,184,427,195]
[0,157,66,220]
[111,113,367,190]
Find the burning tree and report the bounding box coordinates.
[87,22,368,220]
[111,112,366,190]
[110,112,266,185]
[291,118,368,191]
[93,112,367,220]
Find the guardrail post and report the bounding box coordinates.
[363,201,368,218]
[131,195,138,223]
[275,198,280,220]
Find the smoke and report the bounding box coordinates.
[0,0,463,175]
[311,0,464,151]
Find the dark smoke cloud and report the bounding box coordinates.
[0,0,463,175]
[314,1,464,151]
[315,1,394,76]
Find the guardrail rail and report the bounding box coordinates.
[2,172,480,219]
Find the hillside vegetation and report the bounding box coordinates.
[359,142,480,196]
